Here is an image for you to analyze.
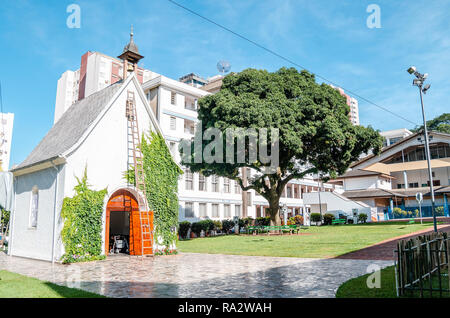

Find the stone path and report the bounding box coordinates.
[0,252,392,298]
[336,224,450,260]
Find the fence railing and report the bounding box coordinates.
[395,232,450,297]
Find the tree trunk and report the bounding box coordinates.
[268,197,281,226]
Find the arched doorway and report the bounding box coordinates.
[105,189,153,256]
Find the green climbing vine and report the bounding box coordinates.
[124,131,183,253]
[142,131,183,252]
[61,168,107,263]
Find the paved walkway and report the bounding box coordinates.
[0,253,392,298]
[336,224,450,260]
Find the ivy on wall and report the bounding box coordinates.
[61,168,107,263]
[141,131,182,251]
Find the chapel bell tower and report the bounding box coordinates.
[118,25,144,80]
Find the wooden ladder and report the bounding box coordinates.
[126,90,153,256]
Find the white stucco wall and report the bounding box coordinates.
[10,166,65,261]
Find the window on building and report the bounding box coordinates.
[185,169,193,190]
[185,202,194,218]
[169,142,177,154]
[294,185,299,198]
[199,203,207,218]
[29,186,39,228]
[224,204,231,218]
[171,91,176,105]
[223,178,230,193]
[287,185,292,198]
[397,184,405,189]
[212,204,219,218]
[185,97,196,110]
[211,175,219,192]
[427,180,441,186]
[170,116,176,130]
[198,174,206,191]
[235,205,241,217]
[408,182,419,188]
[234,181,241,194]
[184,119,195,135]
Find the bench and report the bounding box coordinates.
[332,219,346,225]
[407,219,415,225]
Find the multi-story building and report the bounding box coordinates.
[0,112,14,171]
[179,73,208,88]
[54,51,159,123]
[338,131,450,220]
[380,128,413,147]
[329,85,359,126]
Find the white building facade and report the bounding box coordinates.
[0,112,14,171]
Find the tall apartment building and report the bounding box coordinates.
[54,51,159,123]
[330,85,360,126]
[0,112,14,171]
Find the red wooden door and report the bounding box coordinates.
[105,190,138,255]
[129,211,154,255]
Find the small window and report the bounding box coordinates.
[171,91,176,105]
[170,116,176,130]
[223,178,230,193]
[199,203,207,218]
[185,202,194,218]
[235,205,241,217]
[29,186,39,228]
[212,204,219,218]
[185,169,193,190]
[198,174,206,191]
[224,204,231,218]
[234,181,241,194]
[211,175,219,192]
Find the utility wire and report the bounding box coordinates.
[167,0,418,126]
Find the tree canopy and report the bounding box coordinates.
[412,113,450,134]
[183,67,383,225]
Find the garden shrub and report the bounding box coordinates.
[191,222,203,237]
[61,168,107,263]
[255,216,270,226]
[323,213,335,225]
[222,219,235,233]
[213,220,222,231]
[200,219,215,235]
[358,213,368,223]
[178,221,191,239]
[310,213,322,223]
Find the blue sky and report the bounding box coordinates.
[1,0,449,168]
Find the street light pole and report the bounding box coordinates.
[407,66,437,232]
[418,86,438,232]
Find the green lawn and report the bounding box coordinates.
[0,270,105,298]
[178,222,437,258]
[336,265,449,298]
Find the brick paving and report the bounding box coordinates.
[336,224,450,260]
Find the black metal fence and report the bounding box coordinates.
[395,232,450,297]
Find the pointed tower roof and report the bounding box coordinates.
[118,25,144,63]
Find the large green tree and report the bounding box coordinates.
[412,113,450,134]
[183,67,383,225]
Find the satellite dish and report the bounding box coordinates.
[217,60,231,75]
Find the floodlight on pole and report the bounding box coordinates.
[407,66,438,232]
